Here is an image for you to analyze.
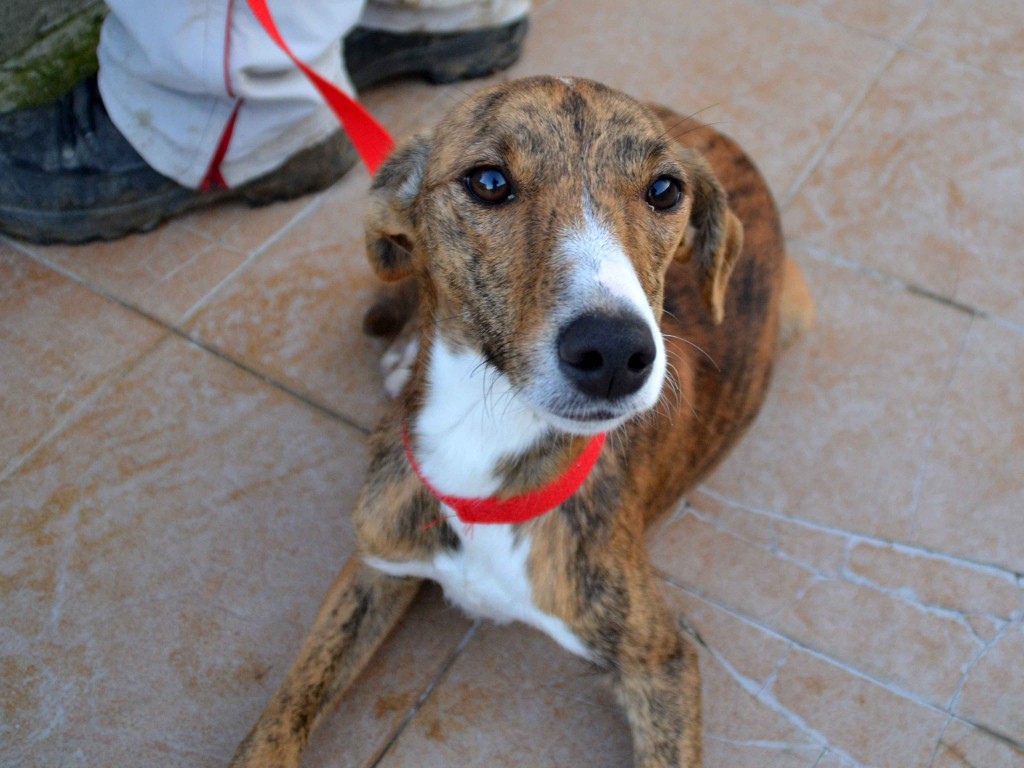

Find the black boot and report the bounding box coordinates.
[0,75,356,244]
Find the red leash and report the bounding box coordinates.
[246,0,395,175]
[403,425,606,526]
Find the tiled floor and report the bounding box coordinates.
[2,1,1022,766]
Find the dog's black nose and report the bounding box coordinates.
[558,313,657,400]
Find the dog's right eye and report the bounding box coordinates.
[645,176,683,212]
[465,167,515,205]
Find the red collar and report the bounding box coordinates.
[402,425,606,525]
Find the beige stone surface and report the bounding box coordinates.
[650,511,818,622]
[784,50,1024,327]
[185,173,392,430]
[771,578,980,707]
[773,648,948,767]
[0,247,165,475]
[376,622,635,768]
[911,0,1024,80]
[25,224,248,325]
[705,251,972,542]
[955,625,1024,745]
[3,1,1024,766]
[772,0,930,39]
[932,719,1024,768]
[913,319,1024,574]
[846,541,1021,619]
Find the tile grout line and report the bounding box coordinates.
[696,485,1024,581]
[686,484,1017,631]
[366,620,481,768]
[661,575,961,721]
[5,234,374,437]
[793,239,1024,337]
[713,480,1020,635]
[779,44,900,211]
[927,715,954,768]
[756,0,919,48]
[944,621,1011,725]
[669,575,1024,753]
[170,329,373,435]
[898,39,1024,86]
[757,0,1023,88]
[949,712,1024,754]
[679,595,867,767]
[779,0,938,211]
[0,331,172,488]
[176,191,327,327]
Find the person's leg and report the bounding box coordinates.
[100,0,362,190]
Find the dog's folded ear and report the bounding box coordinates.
[364,132,433,282]
[676,153,744,325]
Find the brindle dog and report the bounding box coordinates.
[230,76,813,768]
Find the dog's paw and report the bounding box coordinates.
[381,324,420,399]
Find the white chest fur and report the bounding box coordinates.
[366,521,590,659]
[365,338,591,660]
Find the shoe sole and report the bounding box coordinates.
[346,18,528,90]
[1,133,358,245]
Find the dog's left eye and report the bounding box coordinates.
[645,176,683,211]
[465,167,515,205]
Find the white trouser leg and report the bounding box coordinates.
[359,0,530,34]
[98,0,363,188]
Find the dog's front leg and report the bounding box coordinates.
[605,573,702,767]
[229,557,420,768]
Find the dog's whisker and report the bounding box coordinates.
[661,333,720,372]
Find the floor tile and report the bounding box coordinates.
[772,647,948,767]
[768,0,930,40]
[684,489,849,577]
[185,172,391,430]
[0,335,370,766]
[771,578,980,707]
[651,510,818,623]
[704,251,971,542]
[377,622,634,768]
[846,541,1021,620]
[661,584,792,688]
[179,192,319,256]
[23,224,247,325]
[655,499,983,709]
[955,624,1024,745]
[360,78,465,140]
[0,247,165,475]
[498,0,893,198]
[933,718,1024,768]
[304,584,476,768]
[784,49,1024,326]
[913,319,1024,573]
[659,591,818,756]
[700,655,820,763]
[910,0,1024,80]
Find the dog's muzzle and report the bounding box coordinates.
[557,312,656,401]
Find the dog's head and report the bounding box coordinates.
[364,77,742,435]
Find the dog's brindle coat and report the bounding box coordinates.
[230,76,812,768]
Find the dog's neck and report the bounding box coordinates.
[405,333,593,502]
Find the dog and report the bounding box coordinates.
[229,75,814,768]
